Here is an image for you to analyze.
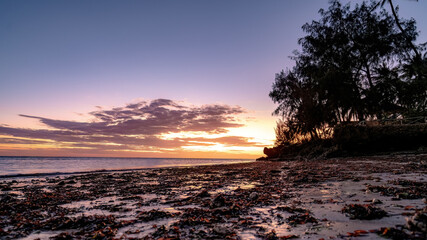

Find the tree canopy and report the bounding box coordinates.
[270,0,426,145]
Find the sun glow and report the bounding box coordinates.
[181,144,261,154]
[159,131,216,140]
[0,99,277,157]
[226,118,276,146]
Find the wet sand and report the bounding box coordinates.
[1,154,426,239]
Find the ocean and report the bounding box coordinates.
[0,156,253,178]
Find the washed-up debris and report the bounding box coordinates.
[286,212,317,226]
[342,204,388,220]
[406,207,427,233]
[265,230,279,240]
[347,229,368,237]
[49,231,73,239]
[137,209,177,222]
[210,194,231,208]
[279,235,299,239]
[1,186,12,191]
[276,205,307,213]
[43,214,131,239]
[1,155,426,239]
[389,179,426,188]
[195,189,210,198]
[264,229,299,239]
[375,226,426,240]
[93,203,131,213]
[367,184,426,199]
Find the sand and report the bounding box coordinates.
[1,154,426,239]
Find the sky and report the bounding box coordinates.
[1,0,426,158]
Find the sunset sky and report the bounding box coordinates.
[1,0,426,158]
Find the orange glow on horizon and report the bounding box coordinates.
[0,100,277,158]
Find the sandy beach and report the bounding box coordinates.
[1,154,426,239]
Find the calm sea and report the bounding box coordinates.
[0,156,253,177]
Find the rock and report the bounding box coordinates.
[196,189,210,198]
[372,198,382,204]
[249,192,258,200]
[263,147,280,158]
[211,194,228,208]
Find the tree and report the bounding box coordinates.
[270,0,423,145]
[400,51,427,115]
[372,0,427,116]
[373,0,421,59]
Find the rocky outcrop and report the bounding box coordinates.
[263,146,280,158]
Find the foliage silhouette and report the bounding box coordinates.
[270,0,426,146]
[372,0,421,59]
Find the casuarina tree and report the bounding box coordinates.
[270,0,425,145]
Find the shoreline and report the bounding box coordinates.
[0,158,254,179]
[1,155,426,239]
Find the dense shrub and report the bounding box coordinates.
[333,123,427,154]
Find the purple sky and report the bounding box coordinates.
[0,0,426,157]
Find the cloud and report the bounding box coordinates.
[0,99,263,154]
[0,137,47,145]
[182,136,265,147]
[18,99,245,135]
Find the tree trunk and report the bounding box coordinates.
[388,0,420,59]
[365,62,374,88]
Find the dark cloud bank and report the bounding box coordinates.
[0,99,263,152]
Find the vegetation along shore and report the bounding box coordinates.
[264,0,427,160]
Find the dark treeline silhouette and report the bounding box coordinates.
[373,0,421,59]
[269,0,426,149]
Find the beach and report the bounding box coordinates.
[1,154,426,239]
